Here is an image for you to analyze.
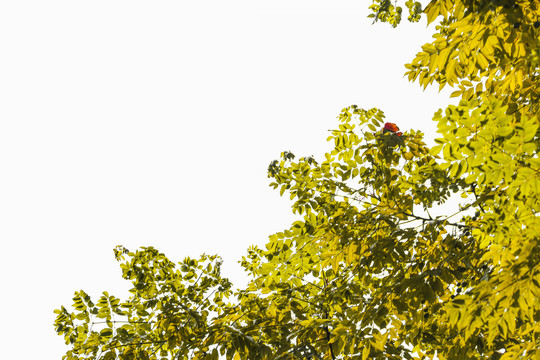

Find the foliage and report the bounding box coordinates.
[369,1,540,357]
[55,1,539,359]
[54,248,234,359]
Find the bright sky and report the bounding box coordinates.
[1,1,453,358]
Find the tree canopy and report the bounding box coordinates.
[55,1,539,359]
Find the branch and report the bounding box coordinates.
[320,276,336,360]
[401,211,471,229]
[471,184,486,213]
[323,319,336,360]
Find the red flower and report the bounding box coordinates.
[380,123,403,138]
[383,122,400,133]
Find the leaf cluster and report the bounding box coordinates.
[55,2,540,359]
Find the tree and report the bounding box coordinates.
[55,1,539,359]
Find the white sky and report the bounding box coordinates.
[0,1,453,358]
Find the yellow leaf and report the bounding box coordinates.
[508,75,516,93]
[476,52,489,69]
[515,70,523,90]
[450,90,462,98]
[425,2,440,25]
[362,344,371,360]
